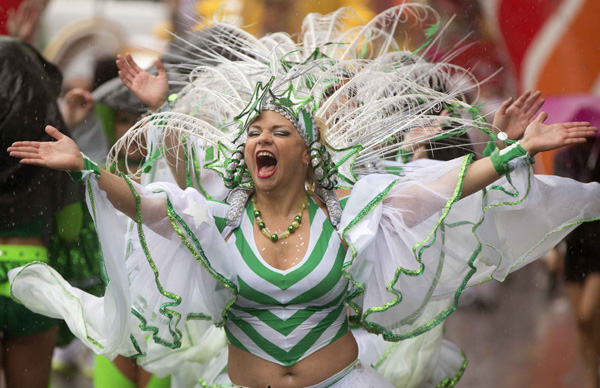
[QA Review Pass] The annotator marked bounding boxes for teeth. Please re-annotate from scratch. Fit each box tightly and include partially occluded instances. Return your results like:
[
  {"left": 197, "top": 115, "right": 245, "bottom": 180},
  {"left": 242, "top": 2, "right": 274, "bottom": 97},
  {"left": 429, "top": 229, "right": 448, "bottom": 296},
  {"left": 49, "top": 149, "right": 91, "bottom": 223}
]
[{"left": 257, "top": 152, "right": 275, "bottom": 158}]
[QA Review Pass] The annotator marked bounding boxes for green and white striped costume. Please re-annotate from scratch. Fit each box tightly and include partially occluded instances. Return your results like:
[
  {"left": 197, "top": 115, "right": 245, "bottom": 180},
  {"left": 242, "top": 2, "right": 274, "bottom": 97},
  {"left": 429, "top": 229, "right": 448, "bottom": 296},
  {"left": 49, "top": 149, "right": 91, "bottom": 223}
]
[{"left": 224, "top": 197, "right": 349, "bottom": 366}]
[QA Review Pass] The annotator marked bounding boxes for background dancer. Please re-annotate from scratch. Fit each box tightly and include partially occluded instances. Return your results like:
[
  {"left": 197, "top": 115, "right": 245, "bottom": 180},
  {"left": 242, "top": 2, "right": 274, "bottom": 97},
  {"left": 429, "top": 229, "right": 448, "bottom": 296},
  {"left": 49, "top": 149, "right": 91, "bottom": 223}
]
[
  {"left": 0, "top": 36, "right": 79, "bottom": 388},
  {"left": 555, "top": 138, "right": 600, "bottom": 388}
]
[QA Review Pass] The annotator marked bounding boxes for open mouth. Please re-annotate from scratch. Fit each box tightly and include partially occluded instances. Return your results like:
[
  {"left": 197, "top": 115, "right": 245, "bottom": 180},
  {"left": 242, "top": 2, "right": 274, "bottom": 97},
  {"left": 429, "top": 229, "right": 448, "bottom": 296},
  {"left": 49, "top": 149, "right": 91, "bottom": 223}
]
[{"left": 256, "top": 150, "right": 278, "bottom": 178}]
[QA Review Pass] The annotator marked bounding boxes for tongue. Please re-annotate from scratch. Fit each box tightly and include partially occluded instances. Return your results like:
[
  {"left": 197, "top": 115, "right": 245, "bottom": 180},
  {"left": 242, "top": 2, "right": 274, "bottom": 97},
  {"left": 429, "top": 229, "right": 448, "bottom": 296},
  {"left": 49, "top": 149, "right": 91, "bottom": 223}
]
[{"left": 259, "top": 165, "right": 276, "bottom": 175}]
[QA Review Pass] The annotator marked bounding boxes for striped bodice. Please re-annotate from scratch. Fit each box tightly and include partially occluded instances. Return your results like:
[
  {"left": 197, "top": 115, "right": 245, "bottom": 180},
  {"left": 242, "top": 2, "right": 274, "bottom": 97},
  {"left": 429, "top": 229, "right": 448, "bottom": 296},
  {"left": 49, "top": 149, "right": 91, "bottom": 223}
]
[{"left": 224, "top": 197, "right": 349, "bottom": 366}]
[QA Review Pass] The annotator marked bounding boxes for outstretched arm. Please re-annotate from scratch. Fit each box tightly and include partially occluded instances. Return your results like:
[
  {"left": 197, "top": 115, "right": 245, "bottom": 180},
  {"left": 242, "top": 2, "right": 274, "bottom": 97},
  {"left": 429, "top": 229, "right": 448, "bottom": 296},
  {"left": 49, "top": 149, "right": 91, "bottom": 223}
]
[
  {"left": 116, "top": 54, "right": 169, "bottom": 113},
  {"left": 8, "top": 126, "right": 141, "bottom": 220},
  {"left": 492, "top": 90, "right": 545, "bottom": 148},
  {"left": 461, "top": 112, "right": 596, "bottom": 199}
]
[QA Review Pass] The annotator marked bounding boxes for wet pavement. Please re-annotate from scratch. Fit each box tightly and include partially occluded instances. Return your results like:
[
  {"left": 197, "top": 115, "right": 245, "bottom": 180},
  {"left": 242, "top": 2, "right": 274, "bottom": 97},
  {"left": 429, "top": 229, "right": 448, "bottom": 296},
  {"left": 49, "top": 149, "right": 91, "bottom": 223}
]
[
  {"left": 49, "top": 262, "right": 584, "bottom": 388},
  {"left": 445, "top": 262, "right": 584, "bottom": 388}
]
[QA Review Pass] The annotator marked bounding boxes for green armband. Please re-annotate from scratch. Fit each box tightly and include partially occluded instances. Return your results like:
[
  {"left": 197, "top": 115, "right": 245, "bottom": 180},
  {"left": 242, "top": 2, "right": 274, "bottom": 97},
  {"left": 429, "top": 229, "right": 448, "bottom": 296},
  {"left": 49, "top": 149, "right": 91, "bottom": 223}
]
[
  {"left": 490, "top": 141, "right": 529, "bottom": 176},
  {"left": 67, "top": 153, "right": 101, "bottom": 184},
  {"left": 482, "top": 139, "right": 497, "bottom": 157}
]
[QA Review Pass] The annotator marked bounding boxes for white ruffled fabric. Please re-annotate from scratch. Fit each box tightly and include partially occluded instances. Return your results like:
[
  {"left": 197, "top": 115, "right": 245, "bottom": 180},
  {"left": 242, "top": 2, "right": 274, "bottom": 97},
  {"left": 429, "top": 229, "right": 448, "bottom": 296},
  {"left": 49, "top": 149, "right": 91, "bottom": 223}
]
[
  {"left": 8, "top": 155, "right": 600, "bottom": 385},
  {"left": 354, "top": 325, "right": 465, "bottom": 388},
  {"left": 341, "top": 155, "right": 600, "bottom": 339}
]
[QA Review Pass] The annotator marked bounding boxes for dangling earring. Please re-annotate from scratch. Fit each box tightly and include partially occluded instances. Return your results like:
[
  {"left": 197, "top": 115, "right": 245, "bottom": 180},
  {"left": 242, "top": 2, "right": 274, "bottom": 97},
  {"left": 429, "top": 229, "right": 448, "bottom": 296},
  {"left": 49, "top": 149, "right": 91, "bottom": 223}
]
[
  {"left": 226, "top": 186, "right": 254, "bottom": 226},
  {"left": 314, "top": 184, "right": 342, "bottom": 227},
  {"left": 225, "top": 143, "right": 255, "bottom": 226},
  {"left": 310, "top": 142, "right": 337, "bottom": 190},
  {"left": 224, "top": 144, "right": 250, "bottom": 189}
]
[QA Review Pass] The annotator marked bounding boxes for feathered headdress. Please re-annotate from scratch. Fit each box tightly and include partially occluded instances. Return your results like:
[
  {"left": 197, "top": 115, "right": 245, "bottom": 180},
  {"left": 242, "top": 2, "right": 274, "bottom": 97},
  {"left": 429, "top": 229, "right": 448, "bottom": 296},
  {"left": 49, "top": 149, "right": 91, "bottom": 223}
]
[{"left": 109, "top": 3, "right": 494, "bottom": 226}]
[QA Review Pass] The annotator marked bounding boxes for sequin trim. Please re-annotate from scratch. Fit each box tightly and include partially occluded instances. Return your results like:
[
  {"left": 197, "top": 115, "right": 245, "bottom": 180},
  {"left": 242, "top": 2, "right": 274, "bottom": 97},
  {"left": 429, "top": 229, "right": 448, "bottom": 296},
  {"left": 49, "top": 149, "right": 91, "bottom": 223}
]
[
  {"left": 121, "top": 175, "right": 184, "bottom": 349},
  {"left": 165, "top": 198, "right": 238, "bottom": 326}
]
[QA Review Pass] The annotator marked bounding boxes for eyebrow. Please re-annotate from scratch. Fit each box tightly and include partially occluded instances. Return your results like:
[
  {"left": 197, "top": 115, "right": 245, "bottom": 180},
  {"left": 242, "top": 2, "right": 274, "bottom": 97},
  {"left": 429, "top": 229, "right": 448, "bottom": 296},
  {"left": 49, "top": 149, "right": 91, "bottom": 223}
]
[{"left": 248, "top": 124, "right": 294, "bottom": 130}]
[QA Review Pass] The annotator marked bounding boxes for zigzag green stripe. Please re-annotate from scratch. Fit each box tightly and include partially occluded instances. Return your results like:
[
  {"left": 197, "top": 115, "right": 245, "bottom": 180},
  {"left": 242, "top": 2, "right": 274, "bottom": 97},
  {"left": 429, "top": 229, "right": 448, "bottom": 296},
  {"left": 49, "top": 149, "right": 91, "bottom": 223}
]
[
  {"left": 340, "top": 178, "right": 400, "bottom": 322},
  {"left": 121, "top": 175, "right": 183, "bottom": 349},
  {"left": 360, "top": 155, "right": 473, "bottom": 339},
  {"left": 287, "top": 243, "right": 346, "bottom": 304},
  {"left": 226, "top": 304, "right": 346, "bottom": 366},
  {"left": 165, "top": 198, "right": 238, "bottom": 327},
  {"left": 230, "top": 284, "right": 347, "bottom": 336},
  {"left": 237, "top": 277, "right": 281, "bottom": 306},
  {"left": 234, "top": 210, "right": 334, "bottom": 290},
  {"left": 434, "top": 351, "right": 468, "bottom": 388}
]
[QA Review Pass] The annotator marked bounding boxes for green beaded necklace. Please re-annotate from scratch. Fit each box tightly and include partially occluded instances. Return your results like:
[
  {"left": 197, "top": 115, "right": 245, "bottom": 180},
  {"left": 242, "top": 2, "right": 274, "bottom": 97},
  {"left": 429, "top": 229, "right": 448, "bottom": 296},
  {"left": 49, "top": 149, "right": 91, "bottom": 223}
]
[{"left": 251, "top": 194, "right": 308, "bottom": 242}]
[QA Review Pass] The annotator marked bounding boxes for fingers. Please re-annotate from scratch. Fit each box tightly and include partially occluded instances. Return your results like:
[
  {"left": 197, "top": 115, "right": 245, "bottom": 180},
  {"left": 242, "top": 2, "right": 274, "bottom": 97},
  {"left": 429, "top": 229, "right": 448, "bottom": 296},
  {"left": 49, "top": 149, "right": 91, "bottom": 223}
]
[
  {"left": 118, "top": 70, "right": 132, "bottom": 89},
  {"left": 534, "top": 111, "right": 547, "bottom": 123},
  {"left": 563, "top": 138, "right": 588, "bottom": 145},
  {"left": 523, "top": 90, "right": 541, "bottom": 111},
  {"left": 497, "top": 97, "right": 512, "bottom": 115},
  {"left": 559, "top": 126, "right": 597, "bottom": 146},
  {"left": 527, "top": 97, "right": 544, "bottom": 120},
  {"left": 45, "top": 125, "right": 65, "bottom": 140},
  {"left": 18, "top": 158, "right": 47, "bottom": 167},
  {"left": 65, "top": 88, "right": 94, "bottom": 105},
  {"left": 126, "top": 53, "right": 143, "bottom": 73},
  {"left": 116, "top": 54, "right": 128, "bottom": 73},
  {"left": 116, "top": 54, "right": 137, "bottom": 74},
  {"left": 116, "top": 54, "right": 137, "bottom": 85},
  {"left": 155, "top": 59, "right": 166, "bottom": 76},
  {"left": 7, "top": 145, "right": 39, "bottom": 154},
  {"left": 9, "top": 141, "right": 39, "bottom": 149},
  {"left": 563, "top": 121, "right": 592, "bottom": 128},
  {"left": 566, "top": 127, "right": 597, "bottom": 138},
  {"left": 513, "top": 90, "right": 531, "bottom": 109},
  {"left": 8, "top": 150, "right": 41, "bottom": 160}
]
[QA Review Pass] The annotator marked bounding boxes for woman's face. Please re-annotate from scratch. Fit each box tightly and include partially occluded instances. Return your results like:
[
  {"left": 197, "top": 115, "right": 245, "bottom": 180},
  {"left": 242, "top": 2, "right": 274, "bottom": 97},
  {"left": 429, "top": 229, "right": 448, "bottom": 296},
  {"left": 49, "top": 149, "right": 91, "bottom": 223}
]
[{"left": 244, "top": 110, "right": 309, "bottom": 192}]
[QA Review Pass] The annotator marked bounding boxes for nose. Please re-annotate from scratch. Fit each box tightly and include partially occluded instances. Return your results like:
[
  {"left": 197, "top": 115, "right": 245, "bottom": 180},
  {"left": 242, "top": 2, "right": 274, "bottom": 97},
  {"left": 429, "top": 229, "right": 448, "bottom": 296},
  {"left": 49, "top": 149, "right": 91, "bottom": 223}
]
[{"left": 256, "top": 130, "right": 272, "bottom": 145}]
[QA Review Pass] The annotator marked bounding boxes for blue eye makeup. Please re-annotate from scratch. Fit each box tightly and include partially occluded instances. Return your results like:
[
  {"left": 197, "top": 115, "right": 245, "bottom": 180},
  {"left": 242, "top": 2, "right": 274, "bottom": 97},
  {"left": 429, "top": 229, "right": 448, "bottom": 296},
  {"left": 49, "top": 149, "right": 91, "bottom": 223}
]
[{"left": 247, "top": 128, "right": 261, "bottom": 137}]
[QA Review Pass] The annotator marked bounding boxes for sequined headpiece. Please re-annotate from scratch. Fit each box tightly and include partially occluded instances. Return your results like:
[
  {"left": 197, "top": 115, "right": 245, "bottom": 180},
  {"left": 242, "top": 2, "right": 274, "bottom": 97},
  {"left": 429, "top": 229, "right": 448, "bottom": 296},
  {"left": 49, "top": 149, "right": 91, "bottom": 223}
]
[{"left": 233, "top": 77, "right": 319, "bottom": 147}]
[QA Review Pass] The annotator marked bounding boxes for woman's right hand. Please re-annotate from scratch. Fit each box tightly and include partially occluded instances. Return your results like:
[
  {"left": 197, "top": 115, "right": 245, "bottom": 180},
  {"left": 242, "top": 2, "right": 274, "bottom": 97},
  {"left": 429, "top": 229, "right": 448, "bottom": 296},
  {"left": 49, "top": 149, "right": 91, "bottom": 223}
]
[{"left": 7, "top": 125, "right": 84, "bottom": 171}]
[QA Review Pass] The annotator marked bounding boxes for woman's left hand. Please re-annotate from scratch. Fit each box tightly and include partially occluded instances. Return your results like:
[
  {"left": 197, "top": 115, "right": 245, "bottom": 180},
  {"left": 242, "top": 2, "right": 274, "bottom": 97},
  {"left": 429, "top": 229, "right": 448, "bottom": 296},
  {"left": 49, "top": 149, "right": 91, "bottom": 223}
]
[
  {"left": 520, "top": 112, "right": 597, "bottom": 157},
  {"left": 492, "top": 90, "right": 544, "bottom": 141}
]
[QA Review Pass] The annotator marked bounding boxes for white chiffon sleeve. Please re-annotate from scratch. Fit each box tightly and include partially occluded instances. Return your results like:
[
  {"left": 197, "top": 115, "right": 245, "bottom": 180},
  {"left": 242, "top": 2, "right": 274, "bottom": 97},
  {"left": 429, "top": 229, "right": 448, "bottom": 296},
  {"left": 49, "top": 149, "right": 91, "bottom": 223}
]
[
  {"left": 9, "top": 174, "right": 238, "bottom": 363},
  {"left": 340, "top": 155, "right": 600, "bottom": 341}
]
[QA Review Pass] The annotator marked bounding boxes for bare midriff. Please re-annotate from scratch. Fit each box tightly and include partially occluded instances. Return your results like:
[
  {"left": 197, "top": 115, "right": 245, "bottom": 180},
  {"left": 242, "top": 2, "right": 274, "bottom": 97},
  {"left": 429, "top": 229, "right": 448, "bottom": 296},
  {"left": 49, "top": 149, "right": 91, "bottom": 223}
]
[
  {"left": 0, "top": 236, "right": 44, "bottom": 246},
  {"left": 227, "top": 330, "right": 358, "bottom": 388}
]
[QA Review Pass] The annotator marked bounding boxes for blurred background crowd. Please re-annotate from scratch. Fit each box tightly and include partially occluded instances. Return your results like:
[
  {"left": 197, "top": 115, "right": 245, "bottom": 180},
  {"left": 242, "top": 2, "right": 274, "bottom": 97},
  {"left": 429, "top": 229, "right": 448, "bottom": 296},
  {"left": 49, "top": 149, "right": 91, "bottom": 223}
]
[{"left": 1, "top": 0, "right": 599, "bottom": 387}]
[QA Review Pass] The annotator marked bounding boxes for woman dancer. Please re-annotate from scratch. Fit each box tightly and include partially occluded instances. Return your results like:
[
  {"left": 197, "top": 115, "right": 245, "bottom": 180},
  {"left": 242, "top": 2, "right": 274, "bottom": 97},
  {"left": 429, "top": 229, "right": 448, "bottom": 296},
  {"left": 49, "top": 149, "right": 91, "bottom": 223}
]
[
  {"left": 7, "top": 5, "right": 600, "bottom": 387},
  {"left": 7, "top": 84, "right": 598, "bottom": 388}
]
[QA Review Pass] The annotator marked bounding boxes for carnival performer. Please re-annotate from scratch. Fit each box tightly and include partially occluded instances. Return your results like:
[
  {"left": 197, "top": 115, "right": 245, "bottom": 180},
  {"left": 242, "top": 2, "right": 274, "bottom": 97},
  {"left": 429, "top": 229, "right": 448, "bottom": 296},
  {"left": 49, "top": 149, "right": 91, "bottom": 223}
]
[
  {"left": 113, "top": 25, "right": 475, "bottom": 387},
  {"left": 6, "top": 5, "right": 600, "bottom": 388},
  {"left": 0, "top": 36, "right": 82, "bottom": 388}
]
